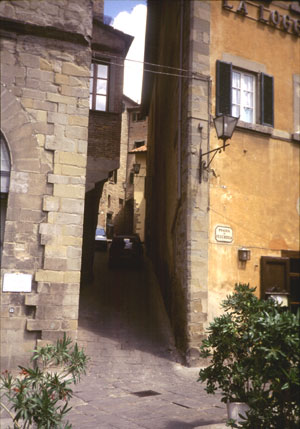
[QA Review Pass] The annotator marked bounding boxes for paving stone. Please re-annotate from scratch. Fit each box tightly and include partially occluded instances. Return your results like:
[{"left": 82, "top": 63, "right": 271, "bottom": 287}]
[
  {"left": 64, "top": 253, "right": 227, "bottom": 428},
  {"left": 0, "top": 252, "right": 226, "bottom": 428}
]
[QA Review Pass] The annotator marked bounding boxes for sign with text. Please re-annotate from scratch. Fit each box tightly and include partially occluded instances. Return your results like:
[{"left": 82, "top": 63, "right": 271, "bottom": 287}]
[
  {"left": 215, "top": 225, "right": 233, "bottom": 243},
  {"left": 223, "top": 0, "right": 300, "bottom": 37},
  {"left": 3, "top": 273, "right": 32, "bottom": 292}
]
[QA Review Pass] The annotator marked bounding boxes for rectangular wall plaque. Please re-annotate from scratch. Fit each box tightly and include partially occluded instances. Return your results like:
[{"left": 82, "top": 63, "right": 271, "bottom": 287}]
[
  {"left": 215, "top": 225, "right": 233, "bottom": 243},
  {"left": 3, "top": 273, "right": 32, "bottom": 292}
]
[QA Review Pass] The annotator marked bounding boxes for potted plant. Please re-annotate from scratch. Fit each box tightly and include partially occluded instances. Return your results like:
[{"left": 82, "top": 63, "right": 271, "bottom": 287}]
[
  {"left": 1, "top": 334, "right": 88, "bottom": 428},
  {"left": 198, "top": 283, "right": 300, "bottom": 428}
]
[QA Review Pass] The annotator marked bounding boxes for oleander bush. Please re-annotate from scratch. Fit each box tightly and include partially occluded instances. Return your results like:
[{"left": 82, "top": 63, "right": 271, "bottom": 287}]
[
  {"left": 0, "top": 334, "right": 88, "bottom": 429},
  {"left": 198, "top": 283, "right": 300, "bottom": 428}
]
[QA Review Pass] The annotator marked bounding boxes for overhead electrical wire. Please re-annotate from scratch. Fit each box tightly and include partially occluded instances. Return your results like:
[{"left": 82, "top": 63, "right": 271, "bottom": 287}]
[
  {"left": 92, "top": 52, "right": 206, "bottom": 80},
  {"left": 93, "top": 51, "right": 192, "bottom": 74}
]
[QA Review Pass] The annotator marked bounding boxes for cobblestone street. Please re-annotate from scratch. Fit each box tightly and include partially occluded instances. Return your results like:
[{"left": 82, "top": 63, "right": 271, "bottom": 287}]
[
  {"left": 0, "top": 251, "right": 227, "bottom": 429},
  {"left": 67, "top": 252, "right": 227, "bottom": 428}
]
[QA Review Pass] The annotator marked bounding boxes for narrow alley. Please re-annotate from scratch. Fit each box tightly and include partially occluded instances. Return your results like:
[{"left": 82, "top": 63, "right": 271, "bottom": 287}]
[{"left": 67, "top": 251, "right": 227, "bottom": 429}]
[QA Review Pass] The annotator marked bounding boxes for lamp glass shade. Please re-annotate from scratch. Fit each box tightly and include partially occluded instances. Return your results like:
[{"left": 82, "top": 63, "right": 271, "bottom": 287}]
[
  {"left": 133, "top": 163, "right": 140, "bottom": 174},
  {"left": 214, "top": 115, "right": 239, "bottom": 140},
  {"left": 238, "top": 248, "right": 251, "bottom": 261}
]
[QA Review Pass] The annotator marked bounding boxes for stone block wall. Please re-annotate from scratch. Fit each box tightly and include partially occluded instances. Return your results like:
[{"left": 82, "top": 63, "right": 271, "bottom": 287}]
[
  {"left": 0, "top": 0, "right": 92, "bottom": 368},
  {"left": 0, "top": 0, "right": 93, "bottom": 38}
]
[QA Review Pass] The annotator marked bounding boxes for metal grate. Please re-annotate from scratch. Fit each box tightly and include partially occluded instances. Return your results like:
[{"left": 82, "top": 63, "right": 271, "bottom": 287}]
[
  {"left": 172, "top": 402, "right": 191, "bottom": 409},
  {"left": 131, "top": 390, "right": 161, "bottom": 397}
]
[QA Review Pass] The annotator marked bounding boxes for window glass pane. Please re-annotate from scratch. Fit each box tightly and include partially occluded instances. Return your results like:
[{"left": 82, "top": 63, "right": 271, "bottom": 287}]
[
  {"left": 242, "top": 107, "right": 253, "bottom": 123},
  {"left": 90, "top": 64, "right": 94, "bottom": 77},
  {"left": 232, "top": 88, "right": 240, "bottom": 105},
  {"left": 244, "top": 91, "right": 253, "bottom": 108},
  {"left": 232, "top": 105, "right": 240, "bottom": 118},
  {"left": 232, "top": 71, "right": 241, "bottom": 88},
  {"left": 89, "top": 78, "right": 94, "bottom": 93},
  {"left": 96, "top": 79, "right": 107, "bottom": 94},
  {"left": 89, "top": 94, "right": 93, "bottom": 109},
  {"left": 243, "top": 74, "right": 253, "bottom": 91},
  {"left": 1, "top": 136, "right": 11, "bottom": 193},
  {"left": 97, "top": 64, "right": 108, "bottom": 79},
  {"left": 1, "top": 139, "right": 10, "bottom": 173},
  {"left": 96, "top": 95, "right": 106, "bottom": 111}
]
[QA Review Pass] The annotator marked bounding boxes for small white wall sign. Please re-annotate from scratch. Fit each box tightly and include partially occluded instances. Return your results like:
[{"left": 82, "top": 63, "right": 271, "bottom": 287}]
[
  {"left": 3, "top": 273, "right": 32, "bottom": 292},
  {"left": 215, "top": 225, "right": 233, "bottom": 243}
]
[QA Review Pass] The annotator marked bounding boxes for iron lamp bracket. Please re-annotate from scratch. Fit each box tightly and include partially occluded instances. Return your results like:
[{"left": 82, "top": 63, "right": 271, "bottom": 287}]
[{"left": 199, "top": 142, "right": 230, "bottom": 183}]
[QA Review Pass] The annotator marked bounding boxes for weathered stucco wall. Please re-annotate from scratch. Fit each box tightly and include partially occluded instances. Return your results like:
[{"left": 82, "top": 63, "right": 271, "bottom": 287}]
[
  {"left": 0, "top": 0, "right": 92, "bottom": 368},
  {"left": 207, "top": 0, "right": 300, "bottom": 322}
]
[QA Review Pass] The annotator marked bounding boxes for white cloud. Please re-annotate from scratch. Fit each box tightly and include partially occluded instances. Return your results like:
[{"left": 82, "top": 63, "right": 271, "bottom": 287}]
[{"left": 112, "top": 4, "right": 147, "bottom": 103}]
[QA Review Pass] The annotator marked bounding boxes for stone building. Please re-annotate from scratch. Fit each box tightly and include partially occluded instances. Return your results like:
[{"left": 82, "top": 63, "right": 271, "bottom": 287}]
[
  {"left": 142, "top": 0, "right": 300, "bottom": 365},
  {"left": 129, "top": 143, "right": 147, "bottom": 242},
  {"left": 0, "top": 0, "right": 132, "bottom": 368},
  {"left": 98, "top": 95, "right": 147, "bottom": 240}
]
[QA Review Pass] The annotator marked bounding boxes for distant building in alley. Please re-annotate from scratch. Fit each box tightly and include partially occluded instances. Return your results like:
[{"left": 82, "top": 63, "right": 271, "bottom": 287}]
[
  {"left": 142, "top": 0, "right": 300, "bottom": 365},
  {"left": 98, "top": 95, "right": 147, "bottom": 241}
]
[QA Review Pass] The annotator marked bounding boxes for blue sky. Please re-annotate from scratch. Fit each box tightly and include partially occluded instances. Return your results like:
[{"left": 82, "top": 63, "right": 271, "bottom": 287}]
[
  {"left": 104, "top": 0, "right": 147, "bottom": 102},
  {"left": 104, "top": 0, "right": 146, "bottom": 20}
]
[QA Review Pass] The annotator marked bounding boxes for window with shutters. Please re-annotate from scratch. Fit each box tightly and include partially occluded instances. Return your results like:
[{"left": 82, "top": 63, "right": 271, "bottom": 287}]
[
  {"left": 216, "top": 60, "right": 274, "bottom": 127},
  {"left": 90, "top": 61, "right": 109, "bottom": 111}
]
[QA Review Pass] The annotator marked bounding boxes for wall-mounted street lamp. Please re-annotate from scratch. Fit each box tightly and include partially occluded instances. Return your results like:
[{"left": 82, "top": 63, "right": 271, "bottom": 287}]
[
  {"left": 238, "top": 247, "right": 251, "bottom": 262},
  {"left": 199, "top": 114, "right": 239, "bottom": 183},
  {"left": 133, "top": 163, "right": 141, "bottom": 174}
]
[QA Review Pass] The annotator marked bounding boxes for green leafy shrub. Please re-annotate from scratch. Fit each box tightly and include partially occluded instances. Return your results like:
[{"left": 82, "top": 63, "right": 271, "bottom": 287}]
[
  {"left": 198, "top": 283, "right": 300, "bottom": 428},
  {"left": 1, "top": 334, "right": 88, "bottom": 428}
]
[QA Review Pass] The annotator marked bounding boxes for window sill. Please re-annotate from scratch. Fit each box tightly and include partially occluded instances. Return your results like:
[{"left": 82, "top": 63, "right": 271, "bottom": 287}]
[
  {"left": 236, "top": 120, "right": 273, "bottom": 135},
  {"left": 236, "top": 121, "right": 300, "bottom": 143}
]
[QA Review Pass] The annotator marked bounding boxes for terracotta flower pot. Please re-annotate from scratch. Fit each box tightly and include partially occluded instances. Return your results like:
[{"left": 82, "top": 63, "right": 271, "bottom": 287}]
[{"left": 227, "top": 402, "right": 250, "bottom": 422}]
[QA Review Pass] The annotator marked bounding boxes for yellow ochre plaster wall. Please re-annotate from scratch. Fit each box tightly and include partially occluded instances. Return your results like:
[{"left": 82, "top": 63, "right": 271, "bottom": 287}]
[{"left": 207, "top": 0, "right": 300, "bottom": 321}]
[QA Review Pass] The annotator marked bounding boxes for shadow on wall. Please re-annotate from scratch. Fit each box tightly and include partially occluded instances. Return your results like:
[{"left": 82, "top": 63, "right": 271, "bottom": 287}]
[{"left": 81, "top": 181, "right": 105, "bottom": 284}]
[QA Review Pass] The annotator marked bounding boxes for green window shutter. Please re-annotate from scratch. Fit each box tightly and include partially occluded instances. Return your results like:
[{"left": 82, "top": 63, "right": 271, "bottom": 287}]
[
  {"left": 261, "top": 73, "right": 274, "bottom": 127},
  {"left": 216, "top": 60, "right": 232, "bottom": 116}
]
